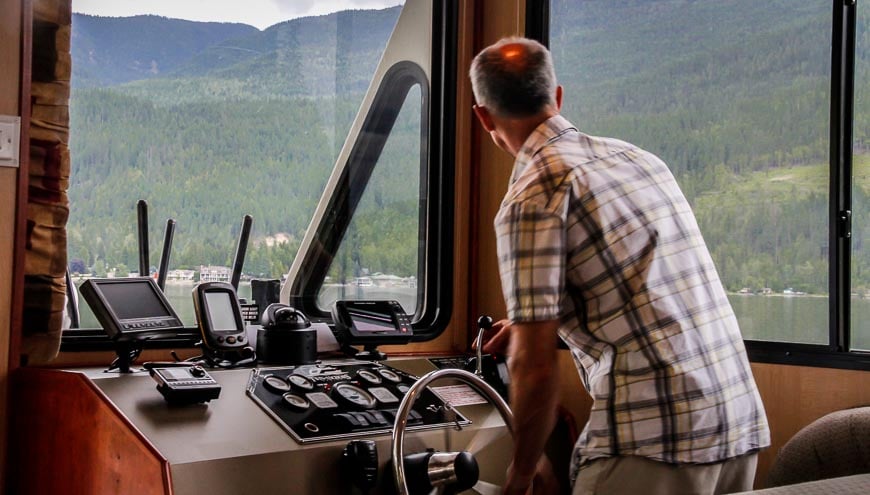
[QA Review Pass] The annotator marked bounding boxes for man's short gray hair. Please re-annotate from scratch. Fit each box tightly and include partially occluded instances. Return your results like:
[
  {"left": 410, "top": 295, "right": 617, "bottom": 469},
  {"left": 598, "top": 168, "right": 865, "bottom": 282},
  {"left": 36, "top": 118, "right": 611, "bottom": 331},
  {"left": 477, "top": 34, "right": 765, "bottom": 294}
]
[{"left": 469, "top": 37, "right": 557, "bottom": 118}]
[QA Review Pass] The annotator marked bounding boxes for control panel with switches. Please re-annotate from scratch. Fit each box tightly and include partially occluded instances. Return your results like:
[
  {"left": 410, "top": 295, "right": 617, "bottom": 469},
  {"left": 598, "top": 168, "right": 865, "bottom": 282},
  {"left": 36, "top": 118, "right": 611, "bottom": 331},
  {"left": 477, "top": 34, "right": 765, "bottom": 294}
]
[{"left": 246, "top": 361, "right": 471, "bottom": 443}]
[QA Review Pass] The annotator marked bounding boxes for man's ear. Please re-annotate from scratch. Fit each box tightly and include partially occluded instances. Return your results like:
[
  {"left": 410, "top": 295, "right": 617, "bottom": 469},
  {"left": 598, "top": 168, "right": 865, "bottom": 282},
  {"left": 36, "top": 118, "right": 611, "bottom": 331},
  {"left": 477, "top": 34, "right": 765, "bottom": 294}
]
[
  {"left": 473, "top": 104, "right": 495, "bottom": 133},
  {"left": 555, "top": 85, "right": 563, "bottom": 111}
]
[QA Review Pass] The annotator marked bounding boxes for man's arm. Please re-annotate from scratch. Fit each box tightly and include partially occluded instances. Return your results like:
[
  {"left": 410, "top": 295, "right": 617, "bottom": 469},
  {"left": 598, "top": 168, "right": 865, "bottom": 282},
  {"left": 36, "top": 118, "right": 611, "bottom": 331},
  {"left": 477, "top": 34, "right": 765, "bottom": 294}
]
[{"left": 504, "top": 318, "right": 561, "bottom": 494}]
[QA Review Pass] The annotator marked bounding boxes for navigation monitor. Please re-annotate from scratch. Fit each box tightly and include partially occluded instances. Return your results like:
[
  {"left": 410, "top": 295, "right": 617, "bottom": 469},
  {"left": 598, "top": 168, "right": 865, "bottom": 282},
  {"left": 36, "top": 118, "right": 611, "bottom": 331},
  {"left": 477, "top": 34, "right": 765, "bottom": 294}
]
[
  {"left": 79, "top": 277, "right": 185, "bottom": 341},
  {"left": 331, "top": 300, "right": 413, "bottom": 346}
]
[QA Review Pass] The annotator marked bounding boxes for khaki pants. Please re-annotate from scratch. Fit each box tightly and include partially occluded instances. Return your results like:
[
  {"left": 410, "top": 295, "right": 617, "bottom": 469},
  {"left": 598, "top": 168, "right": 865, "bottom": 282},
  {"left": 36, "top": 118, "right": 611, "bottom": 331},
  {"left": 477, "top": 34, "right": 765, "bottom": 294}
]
[{"left": 572, "top": 454, "right": 758, "bottom": 495}]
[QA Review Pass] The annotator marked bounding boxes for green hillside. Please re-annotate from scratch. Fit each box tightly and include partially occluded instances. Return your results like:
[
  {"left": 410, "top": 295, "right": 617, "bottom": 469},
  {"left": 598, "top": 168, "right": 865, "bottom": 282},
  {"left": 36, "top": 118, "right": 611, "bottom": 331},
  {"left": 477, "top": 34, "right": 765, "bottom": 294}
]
[
  {"left": 67, "top": 2, "right": 869, "bottom": 294},
  {"left": 71, "top": 14, "right": 258, "bottom": 88},
  {"left": 551, "top": 0, "right": 869, "bottom": 294}
]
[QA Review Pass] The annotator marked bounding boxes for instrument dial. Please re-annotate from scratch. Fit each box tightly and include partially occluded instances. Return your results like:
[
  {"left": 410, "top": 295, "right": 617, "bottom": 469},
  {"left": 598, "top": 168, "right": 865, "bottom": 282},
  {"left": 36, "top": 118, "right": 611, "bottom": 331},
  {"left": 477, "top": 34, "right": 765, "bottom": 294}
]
[
  {"left": 357, "top": 369, "right": 382, "bottom": 384},
  {"left": 282, "top": 392, "right": 310, "bottom": 410},
  {"left": 377, "top": 368, "right": 402, "bottom": 383},
  {"left": 263, "top": 374, "right": 291, "bottom": 394},
  {"left": 287, "top": 374, "right": 315, "bottom": 391},
  {"left": 332, "top": 383, "right": 377, "bottom": 409}
]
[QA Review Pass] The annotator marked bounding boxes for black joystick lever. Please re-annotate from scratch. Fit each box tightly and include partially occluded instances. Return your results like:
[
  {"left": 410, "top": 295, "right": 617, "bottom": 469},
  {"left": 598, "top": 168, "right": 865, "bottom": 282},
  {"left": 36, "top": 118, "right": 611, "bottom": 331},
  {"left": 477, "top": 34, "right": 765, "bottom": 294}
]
[{"left": 477, "top": 315, "right": 493, "bottom": 330}]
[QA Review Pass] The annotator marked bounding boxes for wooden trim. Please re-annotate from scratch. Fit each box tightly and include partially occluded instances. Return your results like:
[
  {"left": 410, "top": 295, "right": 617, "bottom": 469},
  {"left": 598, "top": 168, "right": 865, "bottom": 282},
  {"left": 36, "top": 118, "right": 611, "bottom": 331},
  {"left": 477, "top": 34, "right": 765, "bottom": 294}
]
[
  {"left": 1, "top": 0, "right": 28, "bottom": 491},
  {"left": 467, "top": 0, "right": 484, "bottom": 343},
  {"left": 10, "top": 0, "right": 32, "bottom": 373},
  {"left": 9, "top": 368, "right": 171, "bottom": 495},
  {"left": 453, "top": 0, "right": 476, "bottom": 349},
  {"left": 44, "top": 348, "right": 204, "bottom": 369},
  {"left": 473, "top": 0, "right": 524, "bottom": 321}
]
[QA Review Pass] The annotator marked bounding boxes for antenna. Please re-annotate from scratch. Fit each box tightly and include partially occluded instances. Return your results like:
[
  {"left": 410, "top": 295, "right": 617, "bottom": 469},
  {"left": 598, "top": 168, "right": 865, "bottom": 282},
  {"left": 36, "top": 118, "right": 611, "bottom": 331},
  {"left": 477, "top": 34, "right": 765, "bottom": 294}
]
[
  {"left": 156, "top": 219, "right": 176, "bottom": 291},
  {"left": 137, "top": 200, "right": 149, "bottom": 277},
  {"left": 230, "top": 215, "right": 253, "bottom": 290},
  {"left": 64, "top": 267, "right": 80, "bottom": 328}
]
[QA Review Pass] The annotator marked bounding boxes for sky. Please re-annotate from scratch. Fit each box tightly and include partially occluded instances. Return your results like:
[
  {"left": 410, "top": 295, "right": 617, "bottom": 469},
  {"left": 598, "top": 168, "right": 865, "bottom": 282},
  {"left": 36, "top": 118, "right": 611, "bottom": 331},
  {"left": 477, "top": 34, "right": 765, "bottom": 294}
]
[{"left": 73, "top": 0, "right": 405, "bottom": 30}]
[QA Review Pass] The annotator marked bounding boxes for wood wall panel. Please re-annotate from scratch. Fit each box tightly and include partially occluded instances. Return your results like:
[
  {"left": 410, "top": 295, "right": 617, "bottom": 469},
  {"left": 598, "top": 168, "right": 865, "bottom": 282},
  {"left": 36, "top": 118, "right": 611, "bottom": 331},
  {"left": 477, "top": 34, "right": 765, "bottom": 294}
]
[
  {"left": 751, "top": 363, "right": 870, "bottom": 488},
  {"left": 8, "top": 369, "right": 171, "bottom": 495},
  {"left": 451, "top": 0, "right": 476, "bottom": 350},
  {"left": 546, "top": 356, "right": 870, "bottom": 490},
  {"left": 0, "top": 0, "right": 24, "bottom": 490},
  {"left": 474, "top": 1, "right": 524, "bottom": 321}
]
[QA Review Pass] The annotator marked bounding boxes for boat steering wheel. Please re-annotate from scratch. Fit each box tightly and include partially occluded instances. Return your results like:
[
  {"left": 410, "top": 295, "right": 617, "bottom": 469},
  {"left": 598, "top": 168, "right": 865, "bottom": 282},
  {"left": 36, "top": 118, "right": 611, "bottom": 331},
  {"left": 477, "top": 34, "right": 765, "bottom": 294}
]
[{"left": 390, "top": 368, "right": 514, "bottom": 494}]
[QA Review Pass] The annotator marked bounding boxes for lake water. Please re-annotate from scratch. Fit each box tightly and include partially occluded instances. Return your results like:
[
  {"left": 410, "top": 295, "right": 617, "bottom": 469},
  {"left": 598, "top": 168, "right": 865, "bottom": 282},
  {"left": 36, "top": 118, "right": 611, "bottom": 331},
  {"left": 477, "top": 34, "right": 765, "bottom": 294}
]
[
  {"left": 74, "top": 281, "right": 870, "bottom": 351},
  {"left": 729, "top": 294, "right": 870, "bottom": 350}
]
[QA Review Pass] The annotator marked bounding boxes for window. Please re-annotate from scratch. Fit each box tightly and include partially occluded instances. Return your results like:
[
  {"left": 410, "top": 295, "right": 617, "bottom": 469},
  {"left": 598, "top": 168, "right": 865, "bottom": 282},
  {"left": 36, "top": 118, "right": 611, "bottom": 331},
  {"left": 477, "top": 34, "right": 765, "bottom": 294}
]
[
  {"left": 65, "top": 0, "right": 455, "bottom": 344},
  {"left": 538, "top": 0, "right": 867, "bottom": 365},
  {"left": 853, "top": 3, "right": 869, "bottom": 350},
  {"left": 282, "top": 0, "right": 456, "bottom": 336},
  {"left": 317, "top": 83, "right": 423, "bottom": 313}
]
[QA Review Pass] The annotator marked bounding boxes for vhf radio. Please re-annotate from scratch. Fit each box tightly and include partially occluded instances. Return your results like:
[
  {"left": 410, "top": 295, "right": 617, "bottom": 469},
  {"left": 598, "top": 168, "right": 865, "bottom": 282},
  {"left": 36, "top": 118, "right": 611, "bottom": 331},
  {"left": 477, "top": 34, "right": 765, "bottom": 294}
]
[{"left": 145, "top": 363, "right": 221, "bottom": 404}]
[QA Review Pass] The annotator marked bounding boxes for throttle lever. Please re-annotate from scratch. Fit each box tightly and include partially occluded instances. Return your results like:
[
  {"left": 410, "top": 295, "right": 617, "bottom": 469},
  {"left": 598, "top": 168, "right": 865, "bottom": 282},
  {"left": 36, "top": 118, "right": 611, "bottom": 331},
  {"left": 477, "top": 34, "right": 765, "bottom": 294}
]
[{"left": 474, "top": 315, "right": 493, "bottom": 378}]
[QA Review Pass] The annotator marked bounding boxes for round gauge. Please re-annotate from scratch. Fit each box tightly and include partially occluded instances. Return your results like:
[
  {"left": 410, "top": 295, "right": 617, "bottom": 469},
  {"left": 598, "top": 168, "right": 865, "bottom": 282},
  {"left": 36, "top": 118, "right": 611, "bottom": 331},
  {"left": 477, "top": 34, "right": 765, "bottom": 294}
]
[
  {"left": 287, "top": 374, "right": 315, "bottom": 391},
  {"left": 263, "top": 374, "right": 291, "bottom": 394},
  {"left": 282, "top": 393, "right": 310, "bottom": 410},
  {"left": 332, "top": 383, "right": 377, "bottom": 409},
  {"left": 396, "top": 383, "right": 411, "bottom": 395},
  {"left": 378, "top": 368, "right": 402, "bottom": 383},
  {"left": 356, "top": 369, "right": 382, "bottom": 384}
]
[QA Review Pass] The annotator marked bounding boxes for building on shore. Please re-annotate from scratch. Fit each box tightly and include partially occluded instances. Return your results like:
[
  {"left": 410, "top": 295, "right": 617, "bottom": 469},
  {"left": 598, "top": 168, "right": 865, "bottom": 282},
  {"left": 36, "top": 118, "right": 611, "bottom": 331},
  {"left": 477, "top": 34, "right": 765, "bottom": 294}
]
[
  {"left": 199, "top": 265, "right": 231, "bottom": 283},
  {"left": 168, "top": 269, "right": 196, "bottom": 281}
]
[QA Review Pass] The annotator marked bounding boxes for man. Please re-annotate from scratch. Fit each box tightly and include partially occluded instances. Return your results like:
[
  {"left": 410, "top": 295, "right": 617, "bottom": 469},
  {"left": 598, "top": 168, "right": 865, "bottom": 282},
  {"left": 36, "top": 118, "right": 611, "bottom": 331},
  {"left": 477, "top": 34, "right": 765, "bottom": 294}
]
[{"left": 469, "top": 37, "right": 770, "bottom": 495}]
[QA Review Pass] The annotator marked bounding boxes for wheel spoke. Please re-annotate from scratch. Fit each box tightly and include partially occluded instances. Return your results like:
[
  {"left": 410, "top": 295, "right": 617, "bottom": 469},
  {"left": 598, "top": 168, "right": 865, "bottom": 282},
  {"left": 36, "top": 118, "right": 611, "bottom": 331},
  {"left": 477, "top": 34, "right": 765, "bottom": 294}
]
[{"left": 465, "top": 425, "right": 509, "bottom": 455}]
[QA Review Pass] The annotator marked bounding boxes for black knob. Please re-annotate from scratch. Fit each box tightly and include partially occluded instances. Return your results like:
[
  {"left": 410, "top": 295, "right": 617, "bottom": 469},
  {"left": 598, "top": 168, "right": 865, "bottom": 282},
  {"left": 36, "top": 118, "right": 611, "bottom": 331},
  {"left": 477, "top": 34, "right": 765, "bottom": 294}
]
[
  {"left": 341, "top": 440, "right": 378, "bottom": 492},
  {"left": 477, "top": 315, "right": 493, "bottom": 330},
  {"left": 451, "top": 451, "right": 480, "bottom": 492},
  {"left": 190, "top": 365, "right": 206, "bottom": 378}
]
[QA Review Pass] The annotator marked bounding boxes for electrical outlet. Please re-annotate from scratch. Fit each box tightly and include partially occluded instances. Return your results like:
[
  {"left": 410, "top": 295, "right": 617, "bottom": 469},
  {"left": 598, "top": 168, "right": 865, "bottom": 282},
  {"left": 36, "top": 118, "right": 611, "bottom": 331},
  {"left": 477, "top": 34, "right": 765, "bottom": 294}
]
[{"left": 0, "top": 115, "right": 21, "bottom": 167}]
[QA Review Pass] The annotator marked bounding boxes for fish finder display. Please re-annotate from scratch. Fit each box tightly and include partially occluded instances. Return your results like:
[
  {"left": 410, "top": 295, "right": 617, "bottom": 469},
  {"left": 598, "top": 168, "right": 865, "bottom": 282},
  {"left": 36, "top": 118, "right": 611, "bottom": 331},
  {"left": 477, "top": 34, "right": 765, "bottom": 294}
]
[
  {"left": 347, "top": 307, "right": 396, "bottom": 332},
  {"left": 205, "top": 291, "right": 238, "bottom": 332},
  {"left": 331, "top": 300, "right": 413, "bottom": 346}
]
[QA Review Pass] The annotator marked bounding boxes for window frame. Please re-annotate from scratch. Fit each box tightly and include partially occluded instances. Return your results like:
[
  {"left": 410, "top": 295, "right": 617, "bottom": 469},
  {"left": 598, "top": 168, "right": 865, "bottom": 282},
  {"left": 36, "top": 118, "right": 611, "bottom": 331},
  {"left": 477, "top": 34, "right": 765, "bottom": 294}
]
[
  {"left": 61, "top": 0, "right": 459, "bottom": 350},
  {"left": 283, "top": 0, "right": 457, "bottom": 341},
  {"left": 529, "top": 0, "right": 869, "bottom": 370}
]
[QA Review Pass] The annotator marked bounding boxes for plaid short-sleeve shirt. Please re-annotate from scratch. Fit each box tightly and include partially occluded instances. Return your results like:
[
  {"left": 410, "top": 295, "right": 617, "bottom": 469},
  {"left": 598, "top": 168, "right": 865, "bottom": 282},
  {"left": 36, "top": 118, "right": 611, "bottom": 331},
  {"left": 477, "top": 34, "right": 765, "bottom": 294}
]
[{"left": 494, "top": 115, "right": 770, "bottom": 479}]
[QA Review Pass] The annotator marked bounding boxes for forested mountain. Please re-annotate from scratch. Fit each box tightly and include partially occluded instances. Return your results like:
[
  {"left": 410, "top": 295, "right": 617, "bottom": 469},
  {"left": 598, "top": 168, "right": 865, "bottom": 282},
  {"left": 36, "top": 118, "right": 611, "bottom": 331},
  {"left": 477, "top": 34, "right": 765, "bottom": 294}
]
[
  {"left": 67, "top": 2, "right": 869, "bottom": 295},
  {"left": 550, "top": 0, "right": 869, "bottom": 294},
  {"left": 72, "top": 14, "right": 258, "bottom": 88},
  {"left": 68, "top": 7, "right": 409, "bottom": 281}
]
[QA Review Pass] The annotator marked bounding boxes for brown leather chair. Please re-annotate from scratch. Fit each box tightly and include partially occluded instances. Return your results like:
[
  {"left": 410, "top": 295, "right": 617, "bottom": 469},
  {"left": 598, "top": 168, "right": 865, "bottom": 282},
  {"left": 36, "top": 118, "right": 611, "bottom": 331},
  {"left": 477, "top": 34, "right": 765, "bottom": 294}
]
[{"left": 767, "top": 406, "right": 870, "bottom": 487}]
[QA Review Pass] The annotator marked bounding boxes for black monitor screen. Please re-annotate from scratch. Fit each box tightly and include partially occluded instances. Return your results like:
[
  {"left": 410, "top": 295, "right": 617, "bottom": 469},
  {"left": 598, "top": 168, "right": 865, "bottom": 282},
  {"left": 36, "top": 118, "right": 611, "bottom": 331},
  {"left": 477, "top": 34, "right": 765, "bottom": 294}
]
[
  {"left": 348, "top": 308, "right": 396, "bottom": 332},
  {"left": 98, "top": 281, "right": 173, "bottom": 320},
  {"left": 79, "top": 277, "right": 185, "bottom": 341},
  {"left": 332, "top": 300, "right": 412, "bottom": 347}
]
